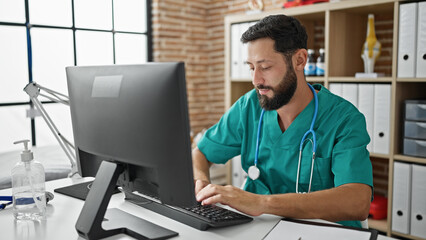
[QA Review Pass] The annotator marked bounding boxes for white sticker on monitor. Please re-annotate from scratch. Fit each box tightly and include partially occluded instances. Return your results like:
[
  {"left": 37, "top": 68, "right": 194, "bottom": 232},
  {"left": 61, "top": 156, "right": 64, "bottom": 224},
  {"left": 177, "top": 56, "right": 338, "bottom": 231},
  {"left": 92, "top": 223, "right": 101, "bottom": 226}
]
[{"left": 91, "top": 75, "right": 123, "bottom": 98}]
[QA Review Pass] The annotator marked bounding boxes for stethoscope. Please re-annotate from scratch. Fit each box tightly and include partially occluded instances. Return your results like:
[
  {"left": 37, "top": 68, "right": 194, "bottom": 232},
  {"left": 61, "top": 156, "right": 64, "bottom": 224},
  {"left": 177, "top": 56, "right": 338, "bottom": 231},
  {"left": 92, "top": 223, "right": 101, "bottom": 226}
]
[
  {"left": 0, "top": 192, "right": 54, "bottom": 210},
  {"left": 248, "top": 83, "right": 318, "bottom": 194}
]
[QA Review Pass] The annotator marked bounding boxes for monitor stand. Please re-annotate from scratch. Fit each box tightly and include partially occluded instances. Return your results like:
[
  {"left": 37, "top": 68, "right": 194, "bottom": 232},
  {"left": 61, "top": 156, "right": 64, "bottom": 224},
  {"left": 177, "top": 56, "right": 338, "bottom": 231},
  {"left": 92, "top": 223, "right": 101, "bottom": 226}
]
[
  {"left": 54, "top": 180, "right": 120, "bottom": 200},
  {"left": 75, "top": 161, "right": 178, "bottom": 240}
]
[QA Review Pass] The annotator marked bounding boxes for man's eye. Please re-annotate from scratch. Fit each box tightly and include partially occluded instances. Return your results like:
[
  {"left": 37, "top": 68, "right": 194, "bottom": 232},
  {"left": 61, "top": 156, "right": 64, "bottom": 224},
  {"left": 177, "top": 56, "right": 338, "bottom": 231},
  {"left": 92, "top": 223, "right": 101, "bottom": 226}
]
[{"left": 261, "top": 66, "right": 271, "bottom": 71}]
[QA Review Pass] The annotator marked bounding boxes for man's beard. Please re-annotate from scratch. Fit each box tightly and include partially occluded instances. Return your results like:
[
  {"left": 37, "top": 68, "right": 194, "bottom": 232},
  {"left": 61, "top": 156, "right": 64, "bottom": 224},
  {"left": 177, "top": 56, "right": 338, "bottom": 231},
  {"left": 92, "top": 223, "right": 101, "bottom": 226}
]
[{"left": 256, "top": 66, "right": 298, "bottom": 110}]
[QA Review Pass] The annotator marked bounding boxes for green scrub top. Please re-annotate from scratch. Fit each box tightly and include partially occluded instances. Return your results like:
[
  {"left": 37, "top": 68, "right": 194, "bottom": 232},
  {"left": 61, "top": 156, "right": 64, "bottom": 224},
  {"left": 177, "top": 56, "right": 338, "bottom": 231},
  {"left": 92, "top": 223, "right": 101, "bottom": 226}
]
[{"left": 198, "top": 84, "right": 373, "bottom": 228}]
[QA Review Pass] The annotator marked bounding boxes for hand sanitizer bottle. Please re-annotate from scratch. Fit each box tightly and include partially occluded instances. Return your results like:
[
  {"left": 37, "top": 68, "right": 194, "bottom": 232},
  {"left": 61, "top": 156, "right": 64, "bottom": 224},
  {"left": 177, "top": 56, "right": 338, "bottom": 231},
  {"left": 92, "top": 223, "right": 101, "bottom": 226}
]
[
  {"left": 304, "top": 49, "right": 316, "bottom": 76},
  {"left": 11, "top": 140, "right": 46, "bottom": 220},
  {"left": 316, "top": 48, "right": 325, "bottom": 76}
]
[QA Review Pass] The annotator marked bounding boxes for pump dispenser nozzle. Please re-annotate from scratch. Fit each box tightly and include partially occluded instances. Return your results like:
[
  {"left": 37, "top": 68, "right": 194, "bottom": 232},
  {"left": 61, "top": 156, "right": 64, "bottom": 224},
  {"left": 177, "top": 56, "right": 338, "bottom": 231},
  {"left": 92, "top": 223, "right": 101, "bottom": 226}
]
[{"left": 13, "top": 139, "right": 33, "bottom": 162}]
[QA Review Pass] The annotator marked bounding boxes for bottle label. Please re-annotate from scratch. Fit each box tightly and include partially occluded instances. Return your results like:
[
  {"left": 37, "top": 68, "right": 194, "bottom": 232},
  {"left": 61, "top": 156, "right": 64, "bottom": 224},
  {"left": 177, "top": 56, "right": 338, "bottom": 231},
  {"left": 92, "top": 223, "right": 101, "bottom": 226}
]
[
  {"left": 316, "top": 62, "right": 325, "bottom": 76},
  {"left": 304, "top": 63, "right": 316, "bottom": 76}
]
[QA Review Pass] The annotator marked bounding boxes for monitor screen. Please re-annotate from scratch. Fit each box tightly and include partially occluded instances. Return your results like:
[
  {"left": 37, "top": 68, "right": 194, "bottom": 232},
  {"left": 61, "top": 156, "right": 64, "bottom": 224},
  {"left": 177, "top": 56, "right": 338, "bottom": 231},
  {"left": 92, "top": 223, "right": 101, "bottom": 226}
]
[{"left": 66, "top": 62, "right": 197, "bottom": 239}]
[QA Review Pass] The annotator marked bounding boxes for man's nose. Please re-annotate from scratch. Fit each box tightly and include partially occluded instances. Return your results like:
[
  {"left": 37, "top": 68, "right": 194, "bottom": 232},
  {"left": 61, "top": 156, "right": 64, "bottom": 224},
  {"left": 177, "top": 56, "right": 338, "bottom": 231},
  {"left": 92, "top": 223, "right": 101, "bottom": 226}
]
[{"left": 252, "top": 68, "right": 264, "bottom": 86}]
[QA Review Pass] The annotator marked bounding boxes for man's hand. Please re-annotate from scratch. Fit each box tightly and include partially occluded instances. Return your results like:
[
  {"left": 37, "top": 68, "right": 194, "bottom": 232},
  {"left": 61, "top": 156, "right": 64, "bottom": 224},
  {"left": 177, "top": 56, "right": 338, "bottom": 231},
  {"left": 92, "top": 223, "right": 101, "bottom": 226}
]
[
  {"left": 196, "top": 183, "right": 263, "bottom": 216},
  {"left": 194, "top": 179, "right": 210, "bottom": 195}
]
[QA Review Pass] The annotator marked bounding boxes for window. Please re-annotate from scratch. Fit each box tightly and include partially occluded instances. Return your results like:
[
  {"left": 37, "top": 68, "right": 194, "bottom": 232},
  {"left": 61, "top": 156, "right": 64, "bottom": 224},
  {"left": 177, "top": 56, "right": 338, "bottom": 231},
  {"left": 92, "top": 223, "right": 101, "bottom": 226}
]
[{"left": 0, "top": 0, "right": 152, "bottom": 152}]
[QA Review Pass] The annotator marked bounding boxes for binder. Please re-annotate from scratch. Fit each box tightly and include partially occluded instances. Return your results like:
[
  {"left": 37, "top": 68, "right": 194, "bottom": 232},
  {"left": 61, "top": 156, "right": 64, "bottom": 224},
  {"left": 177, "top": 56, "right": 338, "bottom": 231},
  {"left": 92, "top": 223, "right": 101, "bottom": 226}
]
[
  {"left": 240, "top": 23, "right": 250, "bottom": 79},
  {"left": 416, "top": 2, "right": 426, "bottom": 77},
  {"left": 410, "top": 164, "right": 426, "bottom": 238},
  {"left": 392, "top": 162, "right": 412, "bottom": 235},
  {"left": 358, "top": 84, "right": 375, "bottom": 152},
  {"left": 231, "top": 23, "right": 242, "bottom": 79},
  {"left": 398, "top": 2, "right": 418, "bottom": 78},
  {"left": 342, "top": 83, "right": 358, "bottom": 108},
  {"left": 373, "top": 84, "right": 390, "bottom": 154},
  {"left": 231, "top": 155, "right": 247, "bottom": 188},
  {"left": 328, "top": 83, "right": 343, "bottom": 98}
]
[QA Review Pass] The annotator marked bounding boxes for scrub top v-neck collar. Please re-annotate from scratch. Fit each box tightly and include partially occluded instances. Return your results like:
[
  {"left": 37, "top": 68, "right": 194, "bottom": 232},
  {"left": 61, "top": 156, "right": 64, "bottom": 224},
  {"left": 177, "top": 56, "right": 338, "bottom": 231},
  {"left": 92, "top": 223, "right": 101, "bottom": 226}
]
[{"left": 264, "top": 85, "right": 321, "bottom": 146}]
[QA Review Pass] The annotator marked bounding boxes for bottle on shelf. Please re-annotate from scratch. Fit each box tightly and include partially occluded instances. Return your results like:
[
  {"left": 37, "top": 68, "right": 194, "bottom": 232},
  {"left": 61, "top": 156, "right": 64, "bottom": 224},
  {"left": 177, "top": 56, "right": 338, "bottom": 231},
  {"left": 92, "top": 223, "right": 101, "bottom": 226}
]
[
  {"left": 11, "top": 140, "right": 46, "bottom": 220},
  {"left": 316, "top": 48, "right": 325, "bottom": 76},
  {"left": 304, "top": 49, "right": 316, "bottom": 76}
]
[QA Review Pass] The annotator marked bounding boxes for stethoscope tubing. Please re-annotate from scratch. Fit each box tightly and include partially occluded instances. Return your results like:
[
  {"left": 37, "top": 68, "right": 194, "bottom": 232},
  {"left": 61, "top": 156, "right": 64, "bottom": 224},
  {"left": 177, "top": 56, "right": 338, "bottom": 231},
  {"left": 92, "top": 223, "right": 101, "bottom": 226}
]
[
  {"left": 252, "top": 83, "right": 318, "bottom": 193},
  {"left": 254, "top": 109, "right": 265, "bottom": 167}
]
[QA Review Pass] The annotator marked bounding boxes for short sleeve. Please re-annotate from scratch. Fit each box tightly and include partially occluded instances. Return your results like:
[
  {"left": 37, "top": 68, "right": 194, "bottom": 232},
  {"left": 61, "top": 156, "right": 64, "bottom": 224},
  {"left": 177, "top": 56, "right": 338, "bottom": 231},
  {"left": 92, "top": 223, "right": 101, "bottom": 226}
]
[
  {"left": 197, "top": 99, "right": 244, "bottom": 164},
  {"left": 332, "top": 112, "right": 373, "bottom": 189}
]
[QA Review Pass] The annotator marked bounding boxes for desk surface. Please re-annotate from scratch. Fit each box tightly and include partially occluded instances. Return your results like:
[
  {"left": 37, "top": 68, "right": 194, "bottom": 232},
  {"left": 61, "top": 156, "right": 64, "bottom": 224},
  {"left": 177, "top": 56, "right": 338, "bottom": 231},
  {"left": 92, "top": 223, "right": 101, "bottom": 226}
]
[{"left": 0, "top": 178, "right": 395, "bottom": 240}]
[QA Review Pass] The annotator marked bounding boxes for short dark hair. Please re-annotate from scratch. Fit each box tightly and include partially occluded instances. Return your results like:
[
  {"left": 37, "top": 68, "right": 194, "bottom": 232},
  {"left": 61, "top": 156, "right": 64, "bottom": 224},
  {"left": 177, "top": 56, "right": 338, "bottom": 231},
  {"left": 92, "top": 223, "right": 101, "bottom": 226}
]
[{"left": 241, "top": 14, "right": 308, "bottom": 58}]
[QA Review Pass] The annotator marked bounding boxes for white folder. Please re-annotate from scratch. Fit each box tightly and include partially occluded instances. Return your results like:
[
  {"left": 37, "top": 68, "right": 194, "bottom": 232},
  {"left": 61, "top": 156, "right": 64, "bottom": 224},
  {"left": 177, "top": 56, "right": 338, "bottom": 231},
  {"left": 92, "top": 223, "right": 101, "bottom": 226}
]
[
  {"left": 416, "top": 2, "right": 426, "bottom": 77},
  {"left": 328, "top": 83, "right": 343, "bottom": 98},
  {"left": 358, "top": 84, "right": 375, "bottom": 152},
  {"left": 231, "top": 23, "right": 241, "bottom": 79},
  {"left": 240, "top": 23, "right": 250, "bottom": 79},
  {"left": 243, "top": 21, "right": 257, "bottom": 79},
  {"left": 392, "top": 162, "right": 412, "bottom": 234},
  {"left": 398, "top": 2, "right": 418, "bottom": 78},
  {"left": 231, "top": 155, "right": 247, "bottom": 188},
  {"left": 410, "top": 164, "right": 426, "bottom": 238},
  {"left": 373, "top": 84, "right": 391, "bottom": 154},
  {"left": 342, "top": 84, "right": 358, "bottom": 108}
]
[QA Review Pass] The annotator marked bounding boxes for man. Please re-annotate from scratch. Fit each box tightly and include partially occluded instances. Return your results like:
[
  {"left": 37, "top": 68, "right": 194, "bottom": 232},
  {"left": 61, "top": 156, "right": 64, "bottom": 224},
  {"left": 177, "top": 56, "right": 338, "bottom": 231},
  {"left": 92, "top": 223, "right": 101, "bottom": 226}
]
[{"left": 192, "top": 14, "right": 373, "bottom": 228}]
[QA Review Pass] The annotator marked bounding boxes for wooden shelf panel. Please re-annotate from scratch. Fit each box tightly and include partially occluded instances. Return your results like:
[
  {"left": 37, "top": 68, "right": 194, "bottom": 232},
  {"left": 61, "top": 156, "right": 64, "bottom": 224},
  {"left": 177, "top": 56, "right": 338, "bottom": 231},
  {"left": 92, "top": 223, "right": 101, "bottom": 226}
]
[
  {"left": 231, "top": 78, "right": 251, "bottom": 83},
  {"left": 328, "top": 77, "right": 393, "bottom": 82},
  {"left": 391, "top": 231, "right": 426, "bottom": 240},
  {"left": 230, "top": 77, "right": 325, "bottom": 83},
  {"left": 370, "top": 153, "right": 392, "bottom": 159},
  {"left": 393, "top": 154, "right": 426, "bottom": 164},
  {"left": 368, "top": 218, "right": 388, "bottom": 233},
  {"left": 396, "top": 78, "right": 426, "bottom": 83},
  {"left": 225, "top": 0, "right": 395, "bottom": 24},
  {"left": 306, "top": 76, "right": 325, "bottom": 83}
]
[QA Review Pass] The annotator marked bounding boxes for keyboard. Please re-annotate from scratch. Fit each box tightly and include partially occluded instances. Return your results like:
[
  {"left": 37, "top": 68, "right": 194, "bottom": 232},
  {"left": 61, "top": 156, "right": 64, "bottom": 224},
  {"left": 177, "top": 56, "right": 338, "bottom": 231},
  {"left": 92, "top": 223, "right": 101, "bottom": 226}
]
[{"left": 124, "top": 191, "right": 253, "bottom": 231}]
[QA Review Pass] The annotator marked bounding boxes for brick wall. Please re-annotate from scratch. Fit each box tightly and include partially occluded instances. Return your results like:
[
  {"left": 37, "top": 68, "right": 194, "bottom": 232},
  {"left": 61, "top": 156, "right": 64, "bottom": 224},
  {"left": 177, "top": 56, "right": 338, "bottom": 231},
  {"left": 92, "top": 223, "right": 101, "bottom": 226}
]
[
  {"left": 153, "top": 0, "right": 390, "bottom": 195},
  {"left": 153, "top": 0, "right": 284, "bottom": 135}
]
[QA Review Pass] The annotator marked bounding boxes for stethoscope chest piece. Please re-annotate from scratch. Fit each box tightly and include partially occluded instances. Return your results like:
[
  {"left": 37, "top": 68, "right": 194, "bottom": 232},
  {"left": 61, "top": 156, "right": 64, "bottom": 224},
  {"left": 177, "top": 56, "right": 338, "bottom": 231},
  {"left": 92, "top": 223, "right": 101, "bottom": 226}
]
[{"left": 248, "top": 165, "right": 260, "bottom": 180}]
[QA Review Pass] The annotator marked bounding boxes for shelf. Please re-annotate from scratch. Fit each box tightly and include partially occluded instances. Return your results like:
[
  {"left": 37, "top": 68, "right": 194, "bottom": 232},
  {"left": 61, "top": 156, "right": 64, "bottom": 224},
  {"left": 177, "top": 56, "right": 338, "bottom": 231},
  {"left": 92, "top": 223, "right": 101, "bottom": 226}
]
[
  {"left": 393, "top": 154, "right": 426, "bottom": 164},
  {"left": 396, "top": 78, "right": 426, "bottom": 83},
  {"left": 306, "top": 76, "right": 325, "bottom": 83},
  {"left": 370, "top": 153, "right": 391, "bottom": 159},
  {"left": 391, "top": 231, "right": 426, "bottom": 240},
  {"left": 224, "top": 1, "right": 426, "bottom": 239},
  {"left": 368, "top": 218, "right": 388, "bottom": 233},
  {"left": 225, "top": 0, "right": 395, "bottom": 24},
  {"left": 230, "top": 77, "right": 325, "bottom": 83},
  {"left": 231, "top": 78, "right": 251, "bottom": 83},
  {"left": 328, "top": 77, "right": 393, "bottom": 83}
]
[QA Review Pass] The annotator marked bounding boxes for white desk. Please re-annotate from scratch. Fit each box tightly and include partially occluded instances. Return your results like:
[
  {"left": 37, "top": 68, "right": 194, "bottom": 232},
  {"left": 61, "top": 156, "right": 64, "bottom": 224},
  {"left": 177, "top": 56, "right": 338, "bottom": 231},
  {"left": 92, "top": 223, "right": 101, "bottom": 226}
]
[{"left": 0, "top": 178, "right": 396, "bottom": 240}]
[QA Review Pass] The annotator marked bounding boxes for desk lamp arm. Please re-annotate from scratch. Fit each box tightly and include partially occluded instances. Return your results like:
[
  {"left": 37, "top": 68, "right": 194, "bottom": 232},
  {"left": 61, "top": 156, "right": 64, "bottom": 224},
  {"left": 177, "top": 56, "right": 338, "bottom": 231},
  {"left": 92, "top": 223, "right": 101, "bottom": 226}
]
[{"left": 24, "top": 82, "right": 78, "bottom": 177}]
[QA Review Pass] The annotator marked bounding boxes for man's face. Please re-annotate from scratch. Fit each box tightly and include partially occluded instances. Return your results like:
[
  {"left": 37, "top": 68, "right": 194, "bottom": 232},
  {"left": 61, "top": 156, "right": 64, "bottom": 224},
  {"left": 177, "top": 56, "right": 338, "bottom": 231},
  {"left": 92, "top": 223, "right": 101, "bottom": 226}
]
[{"left": 246, "top": 38, "right": 297, "bottom": 110}]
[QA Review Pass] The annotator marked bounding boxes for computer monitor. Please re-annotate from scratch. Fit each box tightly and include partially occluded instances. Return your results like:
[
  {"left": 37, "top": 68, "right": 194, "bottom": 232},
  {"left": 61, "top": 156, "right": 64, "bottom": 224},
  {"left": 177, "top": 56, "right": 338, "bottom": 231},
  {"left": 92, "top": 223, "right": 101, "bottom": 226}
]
[{"left": 66, "top": 62, "right": 197, "bottom": 239}]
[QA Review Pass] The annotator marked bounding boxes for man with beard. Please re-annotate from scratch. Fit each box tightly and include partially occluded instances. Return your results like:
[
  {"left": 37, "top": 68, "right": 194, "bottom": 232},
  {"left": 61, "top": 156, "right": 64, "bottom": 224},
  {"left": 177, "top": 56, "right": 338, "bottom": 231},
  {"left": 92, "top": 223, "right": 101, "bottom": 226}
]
[{"left": 192, "top": 14, "right": 373, "bottom": 228}]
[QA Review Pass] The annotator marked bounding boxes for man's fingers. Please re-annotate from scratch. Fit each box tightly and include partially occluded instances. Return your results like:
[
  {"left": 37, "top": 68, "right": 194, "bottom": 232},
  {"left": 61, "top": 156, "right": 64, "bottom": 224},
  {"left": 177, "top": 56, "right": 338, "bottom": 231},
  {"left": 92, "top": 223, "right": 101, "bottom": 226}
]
[{"left": 195, "top": 179, "right": 209, "bottom": 195}]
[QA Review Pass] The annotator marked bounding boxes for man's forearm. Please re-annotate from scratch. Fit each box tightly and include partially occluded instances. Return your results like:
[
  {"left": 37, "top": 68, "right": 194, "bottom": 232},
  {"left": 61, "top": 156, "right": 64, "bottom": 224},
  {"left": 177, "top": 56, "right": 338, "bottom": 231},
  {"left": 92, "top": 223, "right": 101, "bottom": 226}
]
[
  {"left": 192, "top": 147, "right": 212, "bottom": 182},
  {"left": 261, "top": 183, "right": 372, "bottom": 222}
]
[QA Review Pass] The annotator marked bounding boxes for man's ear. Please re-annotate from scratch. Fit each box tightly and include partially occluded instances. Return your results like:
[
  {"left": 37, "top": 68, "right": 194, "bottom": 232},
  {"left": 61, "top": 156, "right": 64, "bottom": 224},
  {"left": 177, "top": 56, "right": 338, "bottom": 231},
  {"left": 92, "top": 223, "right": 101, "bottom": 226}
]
[{"left": 293, "top": 49, "right": 308, "bottom": 72}]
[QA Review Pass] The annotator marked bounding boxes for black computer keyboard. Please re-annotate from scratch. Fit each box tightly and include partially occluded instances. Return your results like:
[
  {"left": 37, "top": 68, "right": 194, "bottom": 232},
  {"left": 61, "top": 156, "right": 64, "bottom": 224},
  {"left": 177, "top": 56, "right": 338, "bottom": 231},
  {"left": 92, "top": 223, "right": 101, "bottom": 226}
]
[{"left": 124, "top": 191, "right": 253, "bottom": 231}]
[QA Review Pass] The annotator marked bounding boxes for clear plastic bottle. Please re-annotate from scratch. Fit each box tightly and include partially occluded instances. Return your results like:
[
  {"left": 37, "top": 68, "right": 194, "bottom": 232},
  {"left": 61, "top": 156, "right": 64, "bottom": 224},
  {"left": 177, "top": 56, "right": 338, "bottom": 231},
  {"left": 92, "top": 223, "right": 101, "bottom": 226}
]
[
  {"left": 11, "top": 140, "right": 46, "bottom": 220},
  {"left": 316, "top": 48, "right": 325, "bottom": 76},
  {"left": 304, "top": 49, "right": 316, "bottom": 76}
]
